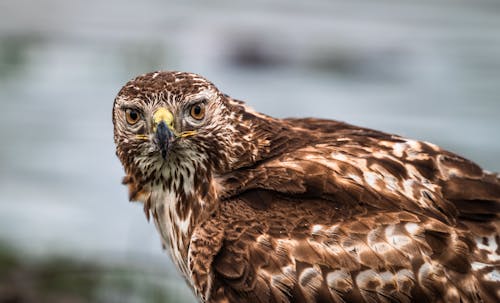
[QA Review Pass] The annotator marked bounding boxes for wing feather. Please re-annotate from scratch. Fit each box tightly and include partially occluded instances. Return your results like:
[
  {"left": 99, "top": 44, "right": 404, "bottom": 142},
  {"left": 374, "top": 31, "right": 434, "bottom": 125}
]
[
  {"left": 208, "top": 117, "right": 499, "bottom": 302},
  {"left": 208, "top": 192, "right": 499, "bottom": 302}
]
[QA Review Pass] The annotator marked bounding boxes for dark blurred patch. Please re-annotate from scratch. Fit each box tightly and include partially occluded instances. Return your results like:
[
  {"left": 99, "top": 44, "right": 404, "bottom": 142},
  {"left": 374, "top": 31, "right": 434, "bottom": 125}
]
[
  {"left": 224, "top": 36, "right": 408, "bottom": 82},
  {"left": 0, "top": 35, "right": 40, "bottom": 79},
  {"left": 226, "top": 38, "right": 288, "bottom": 68},
  {"left": 307, "top": 47, "right": 409, "bottom": 81},
  {"left": 0, "top": 243, "right": 181, "bottom": 303}
]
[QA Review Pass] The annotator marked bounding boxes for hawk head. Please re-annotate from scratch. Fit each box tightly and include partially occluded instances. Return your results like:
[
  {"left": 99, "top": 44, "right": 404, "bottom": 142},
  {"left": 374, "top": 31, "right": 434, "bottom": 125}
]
[
  {"left": 113, "top": 71, "right": 269, "bottom": 194},
  {"left": 114, "top": 72, "right": 225, "bottom": 184}
]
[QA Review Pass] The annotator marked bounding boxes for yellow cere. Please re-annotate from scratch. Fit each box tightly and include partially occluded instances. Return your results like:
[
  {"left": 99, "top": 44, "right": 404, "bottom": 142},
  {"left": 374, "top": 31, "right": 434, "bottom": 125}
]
[
  {"left": 152, "top": 107, "right": 197, "bottom": 138},
  {"left": 153, "top": 108, "right": 175, "bottom": 130}
]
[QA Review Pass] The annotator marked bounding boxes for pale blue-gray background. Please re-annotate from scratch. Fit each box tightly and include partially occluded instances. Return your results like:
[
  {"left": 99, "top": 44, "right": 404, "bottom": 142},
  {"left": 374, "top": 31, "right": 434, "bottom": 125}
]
[{"left": 0, "top": 0, "right": 499, "bottom": 302}]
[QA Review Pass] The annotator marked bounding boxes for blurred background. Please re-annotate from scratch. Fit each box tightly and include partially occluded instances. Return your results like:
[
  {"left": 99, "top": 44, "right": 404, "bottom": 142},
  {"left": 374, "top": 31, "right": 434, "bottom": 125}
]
[{"left": 0, "top": 0, "right": 499, "bottom": 302}]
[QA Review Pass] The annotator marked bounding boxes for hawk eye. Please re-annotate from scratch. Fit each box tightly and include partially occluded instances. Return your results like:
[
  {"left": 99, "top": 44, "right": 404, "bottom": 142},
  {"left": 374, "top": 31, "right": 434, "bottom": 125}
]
[
  {"left": 125, "top": 108, "right": 140, "bottom": 125},
  {"left": 189, "top": 103, "right": 205, "bottom": 120}
]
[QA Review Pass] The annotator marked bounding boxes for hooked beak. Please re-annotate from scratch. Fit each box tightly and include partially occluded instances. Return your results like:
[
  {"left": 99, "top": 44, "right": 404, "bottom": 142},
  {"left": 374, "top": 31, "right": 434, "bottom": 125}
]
[{"left": 153, "top": 108, "right": 175, "bottom": 159}]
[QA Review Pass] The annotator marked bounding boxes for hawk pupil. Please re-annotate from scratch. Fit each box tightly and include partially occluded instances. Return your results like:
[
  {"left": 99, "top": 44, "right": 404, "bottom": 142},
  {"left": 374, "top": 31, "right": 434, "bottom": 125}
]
[{"left": 194, "top": 106, "right": 201, "bottom": 115}]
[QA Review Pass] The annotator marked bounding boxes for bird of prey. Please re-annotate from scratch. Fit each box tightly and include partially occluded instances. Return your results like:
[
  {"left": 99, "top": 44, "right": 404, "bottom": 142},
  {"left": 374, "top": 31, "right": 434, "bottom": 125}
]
[{"left": 113, "top": 71, "right": 500, "bottom": 303}]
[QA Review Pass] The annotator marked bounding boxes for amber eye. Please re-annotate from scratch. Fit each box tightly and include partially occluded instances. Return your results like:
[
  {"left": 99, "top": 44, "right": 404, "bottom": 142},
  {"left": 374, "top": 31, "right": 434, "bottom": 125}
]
[
  {"left": 125, "top": 108, "right": 140, "bottom": 125},
  {"left": 189, "top": 103, "right": 205, "bottom": 120}
]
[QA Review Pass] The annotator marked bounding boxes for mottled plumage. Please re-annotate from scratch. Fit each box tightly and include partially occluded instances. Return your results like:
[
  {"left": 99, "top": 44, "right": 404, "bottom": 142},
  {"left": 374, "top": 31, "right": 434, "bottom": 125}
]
[{"left": 113, "top": 71, "right": 500, "bottom": 303}]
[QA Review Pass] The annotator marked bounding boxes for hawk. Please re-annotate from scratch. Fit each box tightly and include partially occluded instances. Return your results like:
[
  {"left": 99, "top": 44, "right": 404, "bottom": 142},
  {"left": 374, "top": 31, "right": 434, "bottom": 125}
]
[{"left": 113, "top": 71, "right": 500, "bottom": 303}]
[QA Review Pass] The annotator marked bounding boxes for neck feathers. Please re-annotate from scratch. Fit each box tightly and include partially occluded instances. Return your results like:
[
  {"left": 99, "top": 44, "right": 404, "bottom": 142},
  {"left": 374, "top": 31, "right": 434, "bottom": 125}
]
[
  {"left": 223, "top": 99, "right": 309, "bottom": 171},
  {"left": 147, "top": 157, "right": 219, "bottom": 278}
]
